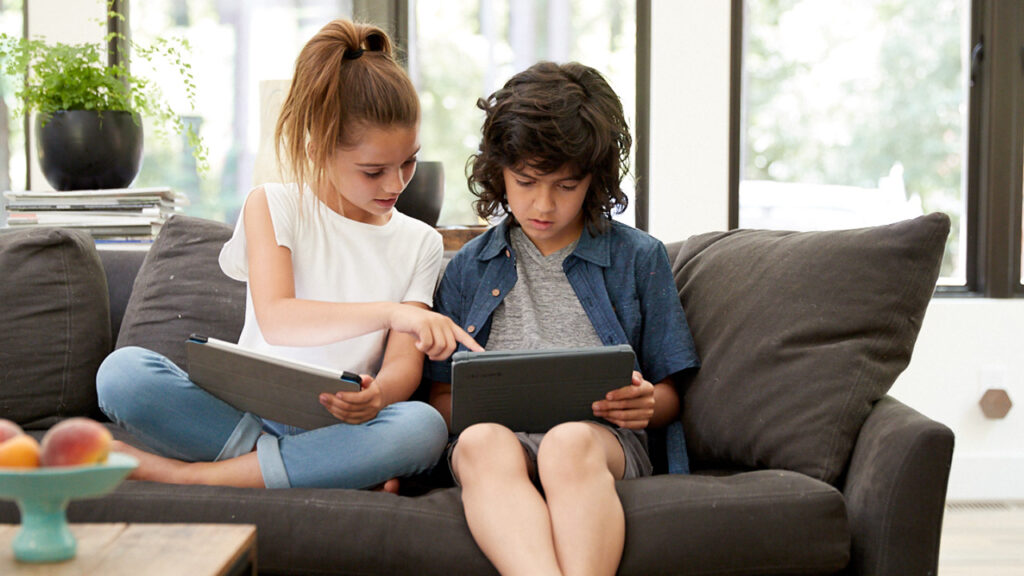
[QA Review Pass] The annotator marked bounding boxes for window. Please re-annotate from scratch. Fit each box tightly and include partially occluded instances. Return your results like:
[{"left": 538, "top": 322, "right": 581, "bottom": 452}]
[
  {"left": 126, "top": 0, "right": 640, "bottom": 227},
  {"left": 410, "top": 0, "right": 638, "bottom": 226},
  {"left": 0, "top": 0, "right": 25, "bottom": 199},
  {"left": 731, "top": 0, "right": 1023, "bottom": 296}
]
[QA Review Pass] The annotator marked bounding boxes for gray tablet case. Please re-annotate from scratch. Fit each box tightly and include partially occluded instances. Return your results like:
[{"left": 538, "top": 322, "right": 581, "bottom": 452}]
[
  {"left": 450, "top": 345, "right": 635, "bottom": 434},
  {"left": 186, "top": 335, "right": 361, "bottom": 430}
]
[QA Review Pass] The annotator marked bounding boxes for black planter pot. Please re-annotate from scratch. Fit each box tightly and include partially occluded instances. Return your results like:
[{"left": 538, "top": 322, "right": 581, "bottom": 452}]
[
  {"left": 36, "top": 110, "right": 144, "bottom": 191},
  {"left": 396, "top": 160, "right": 444, "bottom": 226}
]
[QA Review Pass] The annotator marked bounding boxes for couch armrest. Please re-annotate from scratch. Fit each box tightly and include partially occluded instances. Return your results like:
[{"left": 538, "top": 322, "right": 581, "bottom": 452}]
[{"left": 841, "top": 395, "right": 954, "bottom": 576}]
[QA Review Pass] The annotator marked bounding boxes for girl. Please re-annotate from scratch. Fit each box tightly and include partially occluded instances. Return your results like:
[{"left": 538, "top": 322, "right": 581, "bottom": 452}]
[
  {"left": 96, "top": 19, "right": 480, "bottom": 491},
  {"left": 427, "top": 62, "right": 699, "bottom": 575}
]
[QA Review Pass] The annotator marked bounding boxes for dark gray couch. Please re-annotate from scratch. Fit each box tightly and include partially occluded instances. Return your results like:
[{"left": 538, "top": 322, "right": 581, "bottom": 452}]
[{"left": 0, "top": 213, "right": 954, "bottom": 575}]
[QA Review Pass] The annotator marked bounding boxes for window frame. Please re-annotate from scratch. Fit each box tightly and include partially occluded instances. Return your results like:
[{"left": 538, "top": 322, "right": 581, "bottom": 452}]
[{"left": 728, "top": 0, "right": 1024, "bottom": 298}]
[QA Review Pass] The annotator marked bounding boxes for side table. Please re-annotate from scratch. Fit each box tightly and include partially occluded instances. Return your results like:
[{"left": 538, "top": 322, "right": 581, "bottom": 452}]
[{"left": 0, "top": 523, "right": 256, "bottom": 576}]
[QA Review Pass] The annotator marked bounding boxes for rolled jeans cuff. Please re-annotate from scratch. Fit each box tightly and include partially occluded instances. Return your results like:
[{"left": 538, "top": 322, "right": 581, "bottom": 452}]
[
  {"left": 256, "top": 433, "right": 291, "bottom": 489},
  {"left": 214, "top": 412, "right": 263, "bottom": 462}
]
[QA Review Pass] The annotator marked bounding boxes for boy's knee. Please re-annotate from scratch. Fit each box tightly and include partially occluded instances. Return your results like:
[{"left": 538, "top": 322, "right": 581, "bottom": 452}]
[
  {"left": 453, "top": 423, "right": 522, "bottom": 479},
  {"left": 537, "top": 422, "right": 607, "bottom": 483}
]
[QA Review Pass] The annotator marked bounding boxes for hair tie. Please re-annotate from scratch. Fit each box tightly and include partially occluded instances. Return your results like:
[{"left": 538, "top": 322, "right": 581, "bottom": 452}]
[{"left": 344, "top": 48, "right": 364, "bottom": 60}]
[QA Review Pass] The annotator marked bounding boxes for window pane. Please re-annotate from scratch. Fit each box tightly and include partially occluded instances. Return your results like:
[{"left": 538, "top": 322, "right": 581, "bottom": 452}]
[
  {"left": 412, "top": 0, "right": 637, "bottom": 226},
  {"left": 1, "top": 0, "right": 26, "bottom": 208},
  {"left": 739, "top": 0, "right": 969, "bottom": 284},
  {"left": 130, "top": 1, "right": 355, "bottom": 224}
]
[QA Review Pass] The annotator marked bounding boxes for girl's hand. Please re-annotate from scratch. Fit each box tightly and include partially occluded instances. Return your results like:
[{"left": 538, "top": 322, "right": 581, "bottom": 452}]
[
  {"left": 319, "top": 374, "right": 385, "bottom": 424},
  {"left": 388, "top": 304, "right": 484, "bottom": 361},
  {"left": 591, "top": 371, "right": 656, "bottom": 430}
]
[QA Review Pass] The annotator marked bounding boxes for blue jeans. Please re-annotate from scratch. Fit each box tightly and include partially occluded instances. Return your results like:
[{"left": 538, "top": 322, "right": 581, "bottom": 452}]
[{"left": 96, "top": 346, "right": 447, "bottom": 489}]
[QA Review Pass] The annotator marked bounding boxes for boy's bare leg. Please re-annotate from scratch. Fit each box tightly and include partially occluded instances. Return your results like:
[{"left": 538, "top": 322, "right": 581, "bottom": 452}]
[
  {"left": 537, "top": 422, "right": 627, "bottom": 576},
  {"left": 112, "top": 440, "right": 265, "bottom": 488},
  {"left": 452, "top": 424, "right": 562, "bottom": 576}
]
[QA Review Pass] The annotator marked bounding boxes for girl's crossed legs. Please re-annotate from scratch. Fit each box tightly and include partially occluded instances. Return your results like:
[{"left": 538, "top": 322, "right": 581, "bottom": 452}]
[
  {"left": 96, "top": 346, "right": 447, "bottom": 489},
  {"left": 452, "top": 421, "right": 629, "bottom": 576}
]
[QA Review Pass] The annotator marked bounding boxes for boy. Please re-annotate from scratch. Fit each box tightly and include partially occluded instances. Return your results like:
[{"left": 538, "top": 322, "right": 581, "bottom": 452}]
[{"left": 428, "top": 61, "right": 698, "bottom": 575}]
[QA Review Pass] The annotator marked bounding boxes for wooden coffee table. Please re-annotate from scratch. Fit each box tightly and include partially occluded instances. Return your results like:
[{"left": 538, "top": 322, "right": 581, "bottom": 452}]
[{"left": 0, "top": 523, "right": 256, "bottom": 575}]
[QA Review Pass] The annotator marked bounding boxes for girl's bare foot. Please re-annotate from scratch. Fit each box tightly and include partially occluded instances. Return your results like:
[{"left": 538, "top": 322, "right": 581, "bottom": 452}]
[
  {"left": 110, "top": 440, "right": 264, "bottom": 488},
  {"left": 111, "top": 440, "right": 192, "bottom": 483}
]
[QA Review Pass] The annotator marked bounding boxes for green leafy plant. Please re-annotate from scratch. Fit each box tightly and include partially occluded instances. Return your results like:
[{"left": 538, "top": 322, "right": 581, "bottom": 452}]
[{"left": 0, "top": 8, "right": 207, "bottom": 172}]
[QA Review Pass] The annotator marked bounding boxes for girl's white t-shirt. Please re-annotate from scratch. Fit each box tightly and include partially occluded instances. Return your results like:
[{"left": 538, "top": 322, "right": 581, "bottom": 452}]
[{"left": 219, "top": 182, "right": 444, "bottom": 376}]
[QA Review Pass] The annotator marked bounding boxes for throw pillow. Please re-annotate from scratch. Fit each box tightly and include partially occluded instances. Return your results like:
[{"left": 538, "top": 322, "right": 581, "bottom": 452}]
[
  {"left": 672, "top": 213, "right": 950, "bottom": 485},
  {"left": 116, "top": 214, "right": 245, "bottom": 369},
  {"left": 0, "top": 228, "right": 111, "bottom": 428}
]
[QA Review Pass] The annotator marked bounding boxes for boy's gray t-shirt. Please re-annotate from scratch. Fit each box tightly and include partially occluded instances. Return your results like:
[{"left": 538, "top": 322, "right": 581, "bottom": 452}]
[{"left": 486, "top": 227, "right": 603, "bottom": 351}]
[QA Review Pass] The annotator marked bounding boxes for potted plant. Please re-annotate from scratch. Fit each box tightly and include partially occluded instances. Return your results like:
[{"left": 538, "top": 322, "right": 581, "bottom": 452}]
[{"left": 0, "top": 7, "right": 206, "bottom": 190}]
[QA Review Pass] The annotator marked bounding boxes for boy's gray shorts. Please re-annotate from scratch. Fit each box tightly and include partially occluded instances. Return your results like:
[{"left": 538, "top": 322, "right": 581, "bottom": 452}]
[{"left": 447, "top": 422, "right": 653, "bottom": 486}]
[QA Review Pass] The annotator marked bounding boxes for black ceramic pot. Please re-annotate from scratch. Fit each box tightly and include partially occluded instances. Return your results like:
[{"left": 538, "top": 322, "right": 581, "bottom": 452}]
[
  {"left": 396, "top": 160, "right": 444, "bottom": 226},
  {"left": 36, "top": 110, "right": 144, "bottom": 190}
]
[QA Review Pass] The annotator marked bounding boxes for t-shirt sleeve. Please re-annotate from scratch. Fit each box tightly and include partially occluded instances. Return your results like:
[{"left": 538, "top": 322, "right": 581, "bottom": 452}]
[
  {"left": 218, "top": 184, "right": 297, "bottom": 282},
  {"left": 401, "top": 228, "right": 444, "bottom": 307},
  {"left": 636, "top": 241, "right": 700, "bottom": 384}
]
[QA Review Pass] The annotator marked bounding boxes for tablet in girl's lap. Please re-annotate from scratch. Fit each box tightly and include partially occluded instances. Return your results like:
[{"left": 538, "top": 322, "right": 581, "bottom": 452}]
[{"left": 186, "top": 335, "right": 361, "bottom": 430}]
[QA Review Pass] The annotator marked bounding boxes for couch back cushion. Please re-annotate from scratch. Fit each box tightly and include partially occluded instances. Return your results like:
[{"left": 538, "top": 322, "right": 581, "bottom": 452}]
[
  {"left": 670, "top": 213, "right": 949, "bottom": 485},
  {"left": 116, "top": 215, "right": 246, "bottom": 369},
  {"left": 0, "top": 228, "right": 111, "bottom": 428}
]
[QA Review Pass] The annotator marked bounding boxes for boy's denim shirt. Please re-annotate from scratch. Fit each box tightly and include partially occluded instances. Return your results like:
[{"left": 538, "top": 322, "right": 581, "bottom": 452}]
[{"left": 428, "top": 217, "right": 700, "bottom": 473}]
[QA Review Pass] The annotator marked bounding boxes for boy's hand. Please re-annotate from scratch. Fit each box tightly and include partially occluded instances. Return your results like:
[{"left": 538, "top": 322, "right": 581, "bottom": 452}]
[
  {"left": 591, "top": 371, "right": 655, "bottom": 429},
  {"left": 319, "top": 374, "right": 384, "bottom": 424},
  {"left": 389, "top": 304, "right": 484, "bottom": 361}
]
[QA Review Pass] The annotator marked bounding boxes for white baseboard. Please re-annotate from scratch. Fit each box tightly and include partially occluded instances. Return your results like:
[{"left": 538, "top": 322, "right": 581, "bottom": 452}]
[{"left": 946, "top": 455, "right": 1024, "bottom": 501}]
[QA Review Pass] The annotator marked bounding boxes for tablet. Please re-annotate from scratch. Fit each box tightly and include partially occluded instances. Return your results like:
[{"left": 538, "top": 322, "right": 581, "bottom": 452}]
[
  {"left": 450, "top": 345, "right": 635, "bottom": 435},
  {"left": 186, "top": 335, "right": 362, "bottom": 430}
]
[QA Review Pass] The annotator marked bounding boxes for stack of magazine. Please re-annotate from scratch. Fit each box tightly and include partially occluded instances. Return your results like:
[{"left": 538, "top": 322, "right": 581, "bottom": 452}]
[{"left": 2, "top": 187, "right": 187, "bottom": 243}]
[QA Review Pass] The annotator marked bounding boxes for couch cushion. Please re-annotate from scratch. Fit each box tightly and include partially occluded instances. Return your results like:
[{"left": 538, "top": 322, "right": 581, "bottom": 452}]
[
  {"left": 116, "top": 214, "right": 245, "bottom": 369},
  {"left": 0, "top": 228, "right": 111, "bottom": 428},
  {"left": 671, "top": 213, "right": 949, "bottom": 485}
]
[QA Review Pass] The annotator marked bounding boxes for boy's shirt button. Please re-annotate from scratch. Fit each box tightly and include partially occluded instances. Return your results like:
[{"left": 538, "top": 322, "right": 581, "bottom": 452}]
[
  {"left": 467, "top": 325, "right": 476, "bottom": 333},
  {"left": 491, "top": 289, "right": 500, "bottom": 297}
]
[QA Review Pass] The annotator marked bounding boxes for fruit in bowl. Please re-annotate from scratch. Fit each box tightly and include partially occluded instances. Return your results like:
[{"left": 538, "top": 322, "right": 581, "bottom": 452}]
[
  {"left": 39, "top": 417, "right": 113, "bottom": 467},
  {"left": 0, "top": 420, "right": 41, "bottom": 469}
]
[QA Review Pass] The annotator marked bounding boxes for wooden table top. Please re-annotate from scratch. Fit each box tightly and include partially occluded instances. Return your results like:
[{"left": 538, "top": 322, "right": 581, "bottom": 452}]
[{"left": 0, "top": 523, "right": 256, "bottom": 576}]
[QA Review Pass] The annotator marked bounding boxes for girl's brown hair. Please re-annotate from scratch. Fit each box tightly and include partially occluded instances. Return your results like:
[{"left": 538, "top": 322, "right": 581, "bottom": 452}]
[
  {"left": 467, "top": 61, "right": 632, "bottom": 233},
  {"left": 275, "top": 19, "right": 419, "bottom": 197}
]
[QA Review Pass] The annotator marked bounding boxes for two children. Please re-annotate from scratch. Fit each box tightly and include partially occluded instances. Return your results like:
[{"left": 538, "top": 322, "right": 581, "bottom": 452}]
[
  {"left": 96, "top": 19, "right": 480, "bottom": 491},
  {"left": 427, "top": 61, "right": 698, "bottom": 575}
]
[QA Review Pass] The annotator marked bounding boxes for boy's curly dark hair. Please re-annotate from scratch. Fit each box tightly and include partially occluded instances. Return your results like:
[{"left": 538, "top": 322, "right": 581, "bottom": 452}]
[{"left": 467, "top": 62, "right": 632, "bottom": 233}]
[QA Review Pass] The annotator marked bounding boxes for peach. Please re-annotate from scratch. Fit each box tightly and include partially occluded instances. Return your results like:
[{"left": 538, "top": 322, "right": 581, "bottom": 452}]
[
  {"left": 39, "top": 417, "right": 113, "bottom": 467},
  {"left": 0, "top": 419, "right": 24, "bottom": 443},
  {"left": 0, "top": 434, "right": 41, "bottom": 468}
]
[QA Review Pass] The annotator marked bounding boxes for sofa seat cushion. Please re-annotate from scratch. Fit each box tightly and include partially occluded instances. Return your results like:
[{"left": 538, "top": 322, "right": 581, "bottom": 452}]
[
  {"left": 0, "top": 228, "right": 111, "bottom": 428},
  {"left": 116, "top": 215, "right": 245, "bottom": 369},
  {"left": 619, "top": 471, "right": 849, "bottom": 575},
  {"left": 670, "top": 214, "right": 950, "bottom": 485}
]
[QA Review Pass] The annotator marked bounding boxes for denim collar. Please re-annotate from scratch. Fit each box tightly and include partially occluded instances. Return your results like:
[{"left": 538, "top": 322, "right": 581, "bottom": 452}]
[{"left": 476, "top": 218, "right": 612, "bottom": 268}]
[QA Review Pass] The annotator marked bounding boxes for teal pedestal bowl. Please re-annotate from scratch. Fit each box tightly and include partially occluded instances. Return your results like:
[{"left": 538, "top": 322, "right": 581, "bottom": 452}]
[{"left": 0, "top": 452, "right": 137, "bottom": 563}]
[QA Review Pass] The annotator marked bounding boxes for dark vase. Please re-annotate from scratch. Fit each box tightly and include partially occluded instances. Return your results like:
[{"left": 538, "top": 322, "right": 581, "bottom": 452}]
[
  {"left": 396, "top": 160, "right": 444, "bottom": 226},
  {"left": 35, "top": 110, "right": 144, "bottom": 191}
]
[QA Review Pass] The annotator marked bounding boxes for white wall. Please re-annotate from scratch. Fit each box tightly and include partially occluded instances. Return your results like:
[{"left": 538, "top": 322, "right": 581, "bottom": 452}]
[
  {"left": 649, "top": 0, "right": 1024, "bottom": 501},
  {"left": 25, "top": 0, "right": 107, "bottom": 190}
]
